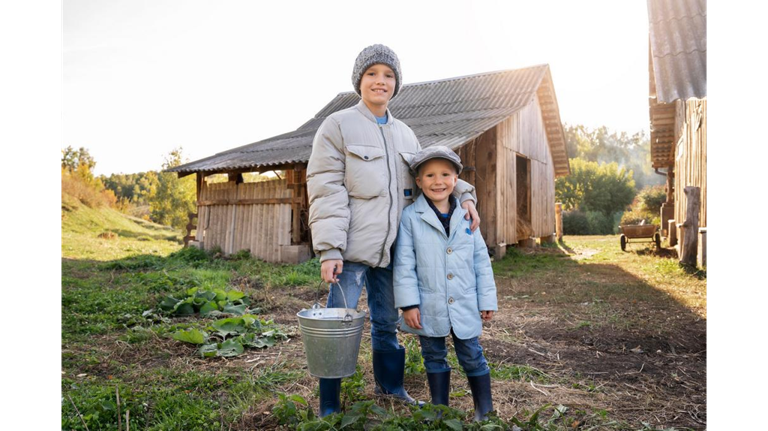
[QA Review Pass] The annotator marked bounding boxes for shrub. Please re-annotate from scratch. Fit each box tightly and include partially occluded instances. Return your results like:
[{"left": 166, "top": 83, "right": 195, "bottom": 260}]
[
  {"left": 563, "top": 210, "right": 590, "bottom": 235},
  {"left": 637, "top": 185, "right": 666, "bottom": 214},
  {"left": 586, "top": 211, "right": 615, "bottom": 234}
]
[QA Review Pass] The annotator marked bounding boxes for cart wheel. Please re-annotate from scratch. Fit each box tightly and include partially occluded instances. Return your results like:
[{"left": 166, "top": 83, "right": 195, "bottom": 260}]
[
  {"left": 620, "top": 234, "right": 627, "bottom": 251},
  {"left": 654, "top": 232, "right": 661, "bottom": 249}
]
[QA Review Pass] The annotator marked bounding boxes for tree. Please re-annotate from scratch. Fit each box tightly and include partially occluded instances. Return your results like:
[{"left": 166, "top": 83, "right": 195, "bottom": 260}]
[
  {"left": 148, "top": 148, "right": 196, "bottom": 232},
  {"left": 563, "top": 124, "right": 663, "bottom": 190},
  {"left": 62, "top": 146, "right": 100, "bottom": 186},
  {"left": 556, "top": 158, "right": 636, "bottom": 216},
  {"left": 101, "top": 171, "right": 159, "bottom": 205}
]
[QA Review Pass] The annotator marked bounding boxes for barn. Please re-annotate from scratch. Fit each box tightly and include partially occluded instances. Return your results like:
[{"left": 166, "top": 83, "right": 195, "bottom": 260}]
[
  {"left": 168, "top": 64, "right": 570, "bottom": 263},
  {"left": 647, "top": 0, "right": 707, "bottom": 266}
]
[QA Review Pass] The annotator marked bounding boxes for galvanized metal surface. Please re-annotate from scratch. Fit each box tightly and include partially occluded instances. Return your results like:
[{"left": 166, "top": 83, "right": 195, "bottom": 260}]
[
  {"left": 647, "top": 0, "right": 706, "bottom": 104},
  {"left": 297, "top": 305, "right": 366, "bottom": 379}
]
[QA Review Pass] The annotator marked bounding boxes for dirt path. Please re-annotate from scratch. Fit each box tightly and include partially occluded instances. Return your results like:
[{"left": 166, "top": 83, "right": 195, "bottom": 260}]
[{"left": 255, "top": 235, "right": 706, "bottom": 429}]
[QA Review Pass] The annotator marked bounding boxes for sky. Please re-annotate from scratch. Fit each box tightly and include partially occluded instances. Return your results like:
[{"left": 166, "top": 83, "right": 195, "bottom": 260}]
[{"left": 64, "top": 0, "right": 650, "bottom": 176}]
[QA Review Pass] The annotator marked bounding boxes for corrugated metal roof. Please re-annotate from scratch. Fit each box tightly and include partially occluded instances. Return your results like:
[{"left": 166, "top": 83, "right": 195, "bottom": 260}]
[
  {"left": 169, "top": 64, "right": 569, "bottom": 176},
  {"left": 647, "top": 0, "right": 706, "bottom": 103}
]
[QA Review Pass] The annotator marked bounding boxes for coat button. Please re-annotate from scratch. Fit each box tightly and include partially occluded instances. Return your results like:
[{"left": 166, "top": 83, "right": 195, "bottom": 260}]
[
  {"left": 446, "top": 247, "right": 453, "bottom": 254},
  {"left": 447, "top": 273, "right": 454, "bottom": 280},
  {"left": 364, "top": 155, "right": 369, "bottom": 160},
  {"left": 448, "top": 297, "right": 455, "bottom": 304}
]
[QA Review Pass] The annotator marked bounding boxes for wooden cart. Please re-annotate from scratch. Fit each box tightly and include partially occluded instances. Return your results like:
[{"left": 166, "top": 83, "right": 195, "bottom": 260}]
[{"left": 619, "top": 224, "right": 661, "bottom": 251}]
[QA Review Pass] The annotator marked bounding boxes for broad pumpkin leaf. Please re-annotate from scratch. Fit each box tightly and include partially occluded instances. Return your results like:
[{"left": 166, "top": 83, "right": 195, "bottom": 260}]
[
  {"left": 172, "top": 328, "right": 208, "bottom": 345},
  {"left": 173, "top": 302, "right": 195, "bottom": 316},
  {"left": 217, "top": 339, "right": 245, "bottom": 357},
  {"left": 222, "top": 303, "right": 247, "bottom": 315},
  {"left": 159, "top": 296, "right": 180, "bottom": 311},
  {"left": 199, "top": 343, "right": 219, "bottom": 358},
  {"left": 199, "top": 301, "right": 219, "bottom": 316},
  {"left": 226, "top": 290, "right": 245, "bottom": 301},
  {"left": 214, "top": 289, "right": 227, "bottom": 301},
  {"left": 211, "top": 317, "right": 246, "bottom": 336}
]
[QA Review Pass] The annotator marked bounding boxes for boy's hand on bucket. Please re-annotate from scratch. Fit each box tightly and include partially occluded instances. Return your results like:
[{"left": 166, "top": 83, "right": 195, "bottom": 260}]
[
  {"left": 481, "top": 310, "right": 494, "bottom": 322},
  {"left": 321, "top": 260, "right": 343, "bottom": 283},
  {"left": 404, "top": 308, "right": 422, "bottom": 329}
]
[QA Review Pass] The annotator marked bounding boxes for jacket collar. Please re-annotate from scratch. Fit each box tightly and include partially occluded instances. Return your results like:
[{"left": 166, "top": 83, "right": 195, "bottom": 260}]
[
  {"left": 413, "top": 194, "right": 467, "bottom": 240},
  {"left": 355, "top": 99, "right": 393, "bottom": 125}
]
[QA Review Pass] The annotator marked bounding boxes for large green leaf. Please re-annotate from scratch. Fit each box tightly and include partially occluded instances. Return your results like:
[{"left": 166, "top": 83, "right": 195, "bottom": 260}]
[
  {"left": 172, "top": 328, "right": 208, "bottom": 345},
  {"left": 222, "top": 303, "right": 247, "bottom": 315},
  {"left": 211, "top": 317, "right": 246, "bottom": 336},
  {"left": 159, "top": 296, "right": 180, "bottom": 311},
  {"left": 214, "top": 289, "right": 227, "bottom": 301},
  {"left": 199, "top": 301, "right": 219, "bottom": 316},
  {"left": 199, "top": 343, "right": 219, "bottom": 358},
  {"left": 226, "top": 290, "right": 245, "bottom": 301},
  {"left": 217, "top": 339, "right": 244, "bottom": 357},
  {"left": 173, "top": 302, "right": 195, "bottom": 316}
]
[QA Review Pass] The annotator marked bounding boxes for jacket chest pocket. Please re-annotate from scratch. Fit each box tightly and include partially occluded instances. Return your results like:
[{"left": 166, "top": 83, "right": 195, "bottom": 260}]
[
  {"left": 345, "top": 145, "right": 388, "bottom": 198},
  {"left": 398, "top": 152, "right": 416, "bottom": 201}
]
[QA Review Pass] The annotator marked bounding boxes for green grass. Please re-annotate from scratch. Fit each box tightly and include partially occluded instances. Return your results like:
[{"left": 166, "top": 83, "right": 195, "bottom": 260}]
[
  {"left": 62, "top": 369, "right": 276, "bottom": 431},
  {"left": 61, "top": 201, "right": 324, "bottom": 430},
  {"left": 61, "top": 202, "right": 704, "bottom": 430},
  {"left": 490, "top": 363, "right": 550, "bottom": 383},
  {"left": 492, "top": 245, "right": 574, "bottom": 279},
  {"left": 62, "top": 197, "right": 182, "bottom": 261}
]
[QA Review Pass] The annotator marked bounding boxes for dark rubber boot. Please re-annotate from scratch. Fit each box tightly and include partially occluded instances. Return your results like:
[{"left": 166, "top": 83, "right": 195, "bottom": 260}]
[
  {"left": 467, "top": 373, "right": 493, "bottom": 421},
  {"left": 372, "top": 346, "right": 419, "bottom": 405},
  {"left": 318, "top": 378, "right": 341, "bottom": 417},
  {"left": 426, "top": 370, "right": 451, "bottom": 407}
]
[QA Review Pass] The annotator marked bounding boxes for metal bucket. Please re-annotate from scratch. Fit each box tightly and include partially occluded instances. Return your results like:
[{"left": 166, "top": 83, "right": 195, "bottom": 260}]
[{"left": 297, "top": 283, "right": 366, "bottom": 378}]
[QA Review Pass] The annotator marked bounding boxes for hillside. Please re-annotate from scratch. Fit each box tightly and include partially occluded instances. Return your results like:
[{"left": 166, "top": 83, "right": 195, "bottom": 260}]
[{"left": 62, "top": 192, "right": 182, "bottom": 261}]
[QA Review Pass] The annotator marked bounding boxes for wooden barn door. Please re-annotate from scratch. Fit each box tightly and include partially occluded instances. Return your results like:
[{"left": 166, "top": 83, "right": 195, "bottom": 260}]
[{"left": 516, "top": 155, "right": 532, "bottom": 241}]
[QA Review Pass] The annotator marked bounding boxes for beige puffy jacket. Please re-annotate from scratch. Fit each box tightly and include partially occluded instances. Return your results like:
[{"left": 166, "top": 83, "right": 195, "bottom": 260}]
[{"left": 307, "top": 100, "right": 476, "bottom": 268}]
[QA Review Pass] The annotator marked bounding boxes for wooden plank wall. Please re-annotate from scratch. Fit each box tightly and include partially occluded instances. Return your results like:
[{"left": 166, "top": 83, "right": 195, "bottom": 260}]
[
  {"left": 458, "top": 128, "right": 498, "bottom": 246},
  {"left": 496, "top": 95, "right": 556, "bottom": 241},
  {"left": 457, "top": 94, "right": 557, "bottom": 247},
  {"left": 197, "top": 178, "right": 293, "bottom": 262},
  {"left": 674, "top": 98, "right": 707, "bottom": 228}
]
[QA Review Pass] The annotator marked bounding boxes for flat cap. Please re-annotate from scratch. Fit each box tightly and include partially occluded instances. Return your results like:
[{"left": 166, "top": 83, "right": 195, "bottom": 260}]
[{"left": 408, "top": 145, "right": 463, "bottom": 175}]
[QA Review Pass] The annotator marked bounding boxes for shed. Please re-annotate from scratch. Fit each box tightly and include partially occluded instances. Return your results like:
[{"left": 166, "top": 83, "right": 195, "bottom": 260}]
[
  {"left": 168, "top": 64, "right": 570, "bottom": 263},
  {"left": 647, "top": 0, "right": 707, "bottom": 266}
]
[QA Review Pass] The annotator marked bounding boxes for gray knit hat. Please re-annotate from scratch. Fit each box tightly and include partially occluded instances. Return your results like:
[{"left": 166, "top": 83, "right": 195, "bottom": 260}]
[
  {"left": 409, "top": 145, "right": 463, "bottom": 175},
  {"left": 351, "top": 44, "right": 402, "bottom": 100}
]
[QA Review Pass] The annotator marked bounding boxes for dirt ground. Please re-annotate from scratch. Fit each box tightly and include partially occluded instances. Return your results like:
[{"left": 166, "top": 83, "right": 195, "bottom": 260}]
[
  {"left": 240, "top": 238, "right": 706, "bottom": 429},
  {"left": 71, "top": 237, "right": 706, "bottom": 430}
]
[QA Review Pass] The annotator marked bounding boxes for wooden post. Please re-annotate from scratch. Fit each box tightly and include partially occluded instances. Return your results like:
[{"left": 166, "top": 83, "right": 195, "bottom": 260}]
[
  {"left": 494, "top": 243, "right": 507, "bottom": 260},
  {"left": 517, "top": 238, "right": 535, "bottom": 248},
  {"left": 555, "top": 202, "right": 563, "bottom": 240},
  {"left": 540, "top": 234, "right": 556, "bottom": 245},
  {"left": 183, "top": 212, "right": 197, "bottom": 247},
  {"left": 698, "top": 227, "right": 707, "bottom": 268},
  {"left": 227, "top": 175, "right": 239, "bottom": 254},
  {"left": 679, "top": 186, "right": 700, "bottom": 266},
  {"left": 666, "top": 166, "right": 674, "bottom": 203},
  {"left": 660, "top": 202, "right": 674, "bottom": 237},
  {"left": 668, "top": 219, "right": 677, "bottom": 247}
]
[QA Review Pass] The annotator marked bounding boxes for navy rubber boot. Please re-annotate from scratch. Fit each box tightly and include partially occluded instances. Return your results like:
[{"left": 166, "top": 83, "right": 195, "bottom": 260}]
[
  {"left": 318, "top": 378, "right": 341, "bottom": 418},
  {"left": 426, "top": 370, "right": 451, "bottom": 407},
  {"left": 467, "top": 373, "right": 493, "bottom": 421},
  {"left": 372, "top": 346, "right": 419, "bottom": 405}
]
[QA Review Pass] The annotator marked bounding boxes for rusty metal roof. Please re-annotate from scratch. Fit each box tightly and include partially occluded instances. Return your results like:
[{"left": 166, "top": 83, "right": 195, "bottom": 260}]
[
  {"left": 169, "top": 64, "right": 570, "bottom": 177},
  {"left": 648, "top": 0, "right": 706, "bottom": 103}
]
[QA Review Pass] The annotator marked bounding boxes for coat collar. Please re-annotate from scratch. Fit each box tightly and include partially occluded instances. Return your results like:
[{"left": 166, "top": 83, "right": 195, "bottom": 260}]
[
  {"left": 413, "top": 194, "right": 467, "bottom": 240},
  {"left": 355, "top": 99, "right": 393, "bottom": 125}
]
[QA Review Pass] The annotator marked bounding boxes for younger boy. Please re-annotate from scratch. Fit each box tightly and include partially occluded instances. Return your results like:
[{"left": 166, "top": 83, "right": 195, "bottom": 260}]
[{"left": 393, "top": 146, "right": 497, "bottom": 421}]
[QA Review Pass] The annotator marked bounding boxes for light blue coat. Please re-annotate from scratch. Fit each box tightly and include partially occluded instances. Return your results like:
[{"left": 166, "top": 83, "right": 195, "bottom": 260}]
[{"left": 393, "top": 194, "right": 497, "bottom": 340}]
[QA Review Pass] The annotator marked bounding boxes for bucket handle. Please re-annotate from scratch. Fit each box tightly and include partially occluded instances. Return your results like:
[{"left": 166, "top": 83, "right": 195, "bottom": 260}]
[{"left": 315, "top": 279, "right": 354, "bottom": 325}]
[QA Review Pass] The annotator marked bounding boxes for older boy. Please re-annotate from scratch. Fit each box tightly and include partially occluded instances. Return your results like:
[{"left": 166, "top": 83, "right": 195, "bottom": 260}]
[
  {"left": 306, "top": 44, "right": 480, "bottom": 417},
  {"left": 394, "top": 146, "right": 497, "bottom": 421}
]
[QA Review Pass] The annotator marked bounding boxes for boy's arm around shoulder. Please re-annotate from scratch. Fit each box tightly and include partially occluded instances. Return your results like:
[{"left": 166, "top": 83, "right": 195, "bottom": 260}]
[
  {"left": 453, "top": 179, "right": 477, "bottom": 206},
  {"left": 393, "top": 208, "right": 420, "bottom": 309},
  {"left": 473, "top": 226, "right": 498, "bottom": 312},
  {"left": 306, "top": 117, "right": 349, "bottom": 262}
]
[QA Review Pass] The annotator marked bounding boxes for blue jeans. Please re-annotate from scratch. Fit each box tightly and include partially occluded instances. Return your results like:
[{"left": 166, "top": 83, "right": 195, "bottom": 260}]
[
  {"left": 326, "top": 261, "right": 400, "bottom": 352},
  {"left": 419, "top": 330, "right": 490, "bottom": 377}
]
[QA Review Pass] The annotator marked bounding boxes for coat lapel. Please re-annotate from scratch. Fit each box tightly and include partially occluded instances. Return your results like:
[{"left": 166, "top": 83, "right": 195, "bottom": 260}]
[
  {"left": 449, "top": 205, "right": 468, "bottom": 242},
  {"left": 414, "top": 195, "right": 448, "bottom": 239},
  {"left": 413, "top": 195, "right": 467, "bottom": 241}
]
